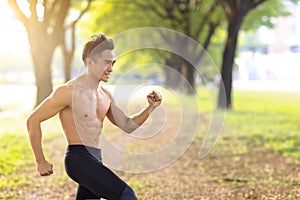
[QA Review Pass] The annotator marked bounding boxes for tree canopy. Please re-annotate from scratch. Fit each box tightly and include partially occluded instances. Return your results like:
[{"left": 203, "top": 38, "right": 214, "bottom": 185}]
[{"left": 8, "top": 0, "right": 298, "bottom": 107}]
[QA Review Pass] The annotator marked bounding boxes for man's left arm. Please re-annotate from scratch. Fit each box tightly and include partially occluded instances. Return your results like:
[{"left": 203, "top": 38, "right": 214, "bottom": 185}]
[
  {"left": 106, "top": 90, "right": 162, "bottom": 133},
  {"left": 131, "top": 91, "right": 162, "bottom": 125}
]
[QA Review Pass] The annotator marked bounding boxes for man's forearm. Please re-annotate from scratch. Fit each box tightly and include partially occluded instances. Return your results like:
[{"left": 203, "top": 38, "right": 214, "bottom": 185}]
[
  {"left": 132, "top": 104, "right": 155, "bottom": 126},
  {"left": 109, "top": 102, "right": 157, "bottom": 133},
  {"left": 26, "top": 118, "right": 46, "bottom": 162}
]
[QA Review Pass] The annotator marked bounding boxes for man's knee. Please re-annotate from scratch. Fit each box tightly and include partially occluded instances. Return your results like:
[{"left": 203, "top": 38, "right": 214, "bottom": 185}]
[{"left": 118, "top": 185, "right": 137, "bottom": 200}]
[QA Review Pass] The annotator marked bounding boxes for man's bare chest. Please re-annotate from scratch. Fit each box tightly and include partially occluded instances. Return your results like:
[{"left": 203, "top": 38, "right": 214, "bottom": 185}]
[
  {"left": 95, "top": 91, "right": 111, "bottom": 121},
  {"left": 72, "top": 87, "right": 111, "bottom": 123}
]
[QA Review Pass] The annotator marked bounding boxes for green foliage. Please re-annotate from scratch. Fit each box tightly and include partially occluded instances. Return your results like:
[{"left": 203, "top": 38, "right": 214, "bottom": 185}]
[
  {"left": 207, "top": 28, "right": 227, "bottom": 69},
  {"left": 242, "top": 0, "right": 291, "bottom": 31},
  {"left": 75, "top": 0, "right": 297, "bottom": 84},
  {"left": 238, "top": 30, "right": 266, "bottom": 51},
  {"left": 78, "top": 0, "right": 226, "bottom": 78}
]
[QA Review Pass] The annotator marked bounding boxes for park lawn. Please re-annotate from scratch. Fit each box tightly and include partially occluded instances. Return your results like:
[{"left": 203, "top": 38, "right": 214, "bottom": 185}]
[
  {"left": 0, "top": 116, "right": 62, "bottom": 199},
  {"left": 228, "top": 90, "right": 300, "bottom": 161},
  {"left": 193, "top": 88, "right": 300, "bottom": 161},
  {"left": 0, "top": 88, "right": 299, "bottom": 199}
]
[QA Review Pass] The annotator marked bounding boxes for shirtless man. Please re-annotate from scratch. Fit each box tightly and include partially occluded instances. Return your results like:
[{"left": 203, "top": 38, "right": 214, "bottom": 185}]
[{"left": 26, "top": 33, "right": 162, "bottom": 200}]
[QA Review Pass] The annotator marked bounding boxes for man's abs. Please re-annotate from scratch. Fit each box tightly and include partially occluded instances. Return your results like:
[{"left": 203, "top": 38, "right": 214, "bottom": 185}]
[{"left": 59, "top": 107, "right": 102, "bottom": 147}]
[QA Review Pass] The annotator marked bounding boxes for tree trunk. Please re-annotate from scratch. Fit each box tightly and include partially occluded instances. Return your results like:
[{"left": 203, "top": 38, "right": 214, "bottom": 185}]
[
  {"left": 218, "top": 13, "right": 243, "bottom": 109},
  {"left": 217, "top": 0, "right": 267, "bottom": 109},
  {"left": 62, "top": 34, "right": 73, "bottom": 82},
  {"left": 32, "top": 54, "right": 53, "bottom": 107},
  {"left": 27, "top": 24, "right": 55, "bottom": 106},
  {"left": 63, "top": 53, "right": 72, "bottom": 82},
  {"left": 165, "top": 54, "right": 182, "bottom": 89},
  {"left": 8, "top": 0, "right": 92, "bottom": 106},
  {"left": 164, "top": 53, "right": 196, "bottom": 94},
  {"left": 186, "top": 61, "right": 195, "bottom": 95},
  {"left": 62, "top": 23, "right": 76, "bottom": 82}
]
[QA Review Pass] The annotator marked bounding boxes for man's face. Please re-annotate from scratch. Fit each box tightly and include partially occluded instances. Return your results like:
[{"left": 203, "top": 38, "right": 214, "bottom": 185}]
[{"left": 90, "top": 49, "right": 116, "bottom": 82}]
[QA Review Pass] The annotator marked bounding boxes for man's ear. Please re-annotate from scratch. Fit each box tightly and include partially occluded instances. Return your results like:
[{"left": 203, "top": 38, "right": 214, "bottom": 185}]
[{"left": 86, "top": 57, "right": 95, "bottom": 67}]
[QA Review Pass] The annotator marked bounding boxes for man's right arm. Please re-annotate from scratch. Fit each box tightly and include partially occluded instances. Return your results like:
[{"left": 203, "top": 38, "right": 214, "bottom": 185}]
[{"left": 26, "top": 85, "right": 71, "bottom": 176}]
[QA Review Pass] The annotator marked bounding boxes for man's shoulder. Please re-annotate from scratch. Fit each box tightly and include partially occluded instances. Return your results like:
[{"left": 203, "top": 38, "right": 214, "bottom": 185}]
[
  {"left": 51, "top": 82, "right": 74, "bottom": 100},
  {"left": 55, "top": 82, "right": 73, "bottom": 92},
  {"left": 100, "top": 86, "right": 113, "bottom": 99}
]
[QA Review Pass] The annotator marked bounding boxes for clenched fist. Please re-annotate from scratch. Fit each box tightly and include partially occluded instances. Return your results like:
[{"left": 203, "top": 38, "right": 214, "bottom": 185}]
[
  {"left": 147, "top": 91, "right": 162, "bottom": 108},
  {"left": 37, "top": 159, "right": 53, "bottom": 176}
]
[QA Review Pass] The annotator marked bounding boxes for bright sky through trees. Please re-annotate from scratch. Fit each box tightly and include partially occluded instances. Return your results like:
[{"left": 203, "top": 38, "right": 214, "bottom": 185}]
[{"left": 0, "top": 1, "right": 29, "bottom": 52}]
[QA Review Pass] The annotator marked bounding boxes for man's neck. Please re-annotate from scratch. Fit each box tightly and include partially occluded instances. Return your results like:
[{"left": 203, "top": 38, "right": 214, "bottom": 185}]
[{"left": 80, "top": 73, "right": 101, "bottom": 89}]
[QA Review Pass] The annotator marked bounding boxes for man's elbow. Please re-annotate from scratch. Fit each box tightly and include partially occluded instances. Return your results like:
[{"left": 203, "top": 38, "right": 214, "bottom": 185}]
[
  {"left": 26, "top": 115, "right": 40, "bottom": 134},
  {"left": 26, "top": 116, "right": 33, "bottom": 133},
  {"left": 122, "top": 119, "right": 139, "bottom": 134},
  {"left": 122, "top": 127, "right": 136, "bottom": 134}
]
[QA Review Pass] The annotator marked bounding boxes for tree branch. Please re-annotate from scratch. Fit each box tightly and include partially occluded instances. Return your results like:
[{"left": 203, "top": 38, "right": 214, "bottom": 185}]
[
  {"left": 68, "top": 0, "right": 93, "bottom": 27},
  {"left": 62, "top": 0, "right": 93, "bottom": 58},
  {"left": 217, "top": 0, "right": 231, "bottom": 19},
  {"left": 253, "top": 0, "right": 267, "bottom": 8},
  {"left": 43, "top": 0, "right": 56, "bottom": 27},
  {"left": 56, "top": 0, "right": 70, "bottom": 28},
  {"left": 28, "top": 0, "right": 38, "bottom": 21},
  {"left": 51, "top": 0, "right": 71, "bottom": 43},
  {"left": 194, "top": 21, "right": 220, "bottom": 64},
  {"left": 193, "top": 1, "right": 218, "bottom": 39},
  {"left": 134, "top": 0, "right": 167, "bottom": 19},
  {"left": 7, "top": 0, "right": 29, "bottom": 25}
]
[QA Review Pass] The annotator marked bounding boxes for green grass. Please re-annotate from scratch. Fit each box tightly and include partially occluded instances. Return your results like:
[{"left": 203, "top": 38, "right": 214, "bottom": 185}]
[
  {"left": 0, "top": 133, "right": 34, "bottom": 199},
  {"left": 0, "top": 134, "right": 32, "bottom": 176},
  {"left": 193, "top": 89, "right": 300, "bottom": 161},
  {"left": 226, "top": 91, "right": 300, "bottom": 161},
  {"left": 0, "top": 113, "right": 61, "bottom": 199}
]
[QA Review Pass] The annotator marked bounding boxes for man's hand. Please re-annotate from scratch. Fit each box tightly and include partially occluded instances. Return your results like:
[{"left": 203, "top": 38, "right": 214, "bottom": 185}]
[
  {"left": 37, "top": 160, "right": 54, "bottom": 176},
  {"left": 147, "top": 91, "right": 162, "bottom": 108}
]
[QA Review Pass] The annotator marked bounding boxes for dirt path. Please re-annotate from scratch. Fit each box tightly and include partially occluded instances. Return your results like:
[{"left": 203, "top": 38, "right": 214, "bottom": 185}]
[
  {"left": 17, "top": 132, "right": 300, "bottom": 200},
  {"left": 124, "top": 135, "right": 300, "bottom": 200}
]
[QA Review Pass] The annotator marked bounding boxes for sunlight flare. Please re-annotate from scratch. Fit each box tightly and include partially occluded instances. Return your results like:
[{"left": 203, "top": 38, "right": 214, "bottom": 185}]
[{"left": 0, "top": 1, "right": 29, "bottom": 51}]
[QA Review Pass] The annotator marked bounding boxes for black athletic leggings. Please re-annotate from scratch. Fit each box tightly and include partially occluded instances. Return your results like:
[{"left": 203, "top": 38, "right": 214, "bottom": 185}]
[{"left": 64, "top": 145, "right": 137, "bottom": 200}]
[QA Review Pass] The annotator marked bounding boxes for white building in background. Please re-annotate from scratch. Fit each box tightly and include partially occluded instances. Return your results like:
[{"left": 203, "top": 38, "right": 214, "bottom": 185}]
[
  {"left": 268, "top": 1, "right": 300, "bottom": 53},
  {"left": 234, "top": 2, "right": 300, "bottom": 91}
]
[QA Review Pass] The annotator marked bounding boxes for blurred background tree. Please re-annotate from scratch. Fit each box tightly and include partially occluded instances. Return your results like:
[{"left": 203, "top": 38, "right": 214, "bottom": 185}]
[
  {"left": 8, "top": 0, "right": 92, "bottom": 106},
  {"left": 83, "top": 0, "right": 224, "bottom": 94},
  {"left": 82, "top": 0, "right": 297, "bottom": 108},
  {"left": 216, "top": 0, "right": 296, "bottom": 109}
]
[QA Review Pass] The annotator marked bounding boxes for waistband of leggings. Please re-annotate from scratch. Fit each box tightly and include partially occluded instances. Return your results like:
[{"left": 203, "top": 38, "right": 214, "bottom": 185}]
[{"left": 66, "top": 144, "right": 101, "bottom": 156}]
